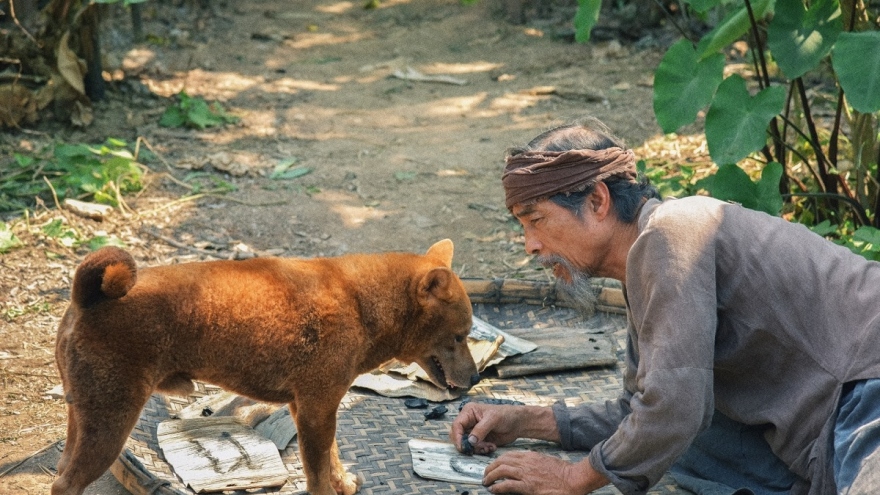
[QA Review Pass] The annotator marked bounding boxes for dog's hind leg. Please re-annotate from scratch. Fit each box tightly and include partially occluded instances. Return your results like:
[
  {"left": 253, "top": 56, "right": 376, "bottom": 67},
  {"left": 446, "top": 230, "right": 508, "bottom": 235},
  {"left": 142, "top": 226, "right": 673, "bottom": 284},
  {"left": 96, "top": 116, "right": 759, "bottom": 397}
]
[
  {"left": 51, "top": 386, "right": 151, "bottom": 495},
  {"left": 55, "top": 402, "right": 79, "bottom": 476}
]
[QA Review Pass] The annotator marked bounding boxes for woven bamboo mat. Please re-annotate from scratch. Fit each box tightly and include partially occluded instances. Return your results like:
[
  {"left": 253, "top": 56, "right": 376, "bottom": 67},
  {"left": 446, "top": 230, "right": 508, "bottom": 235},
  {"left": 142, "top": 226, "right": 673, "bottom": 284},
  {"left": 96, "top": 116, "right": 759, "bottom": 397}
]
[{"left": 110, "top": 278, "right": 689, "bottom": 495}]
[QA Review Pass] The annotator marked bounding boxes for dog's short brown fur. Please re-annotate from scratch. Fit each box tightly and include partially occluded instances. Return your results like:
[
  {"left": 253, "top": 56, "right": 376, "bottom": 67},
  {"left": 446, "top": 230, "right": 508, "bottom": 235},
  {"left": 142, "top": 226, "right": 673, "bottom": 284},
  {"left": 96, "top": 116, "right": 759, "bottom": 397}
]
[{"left": 53, "top": 240, "right": 478, "bottom": 495}]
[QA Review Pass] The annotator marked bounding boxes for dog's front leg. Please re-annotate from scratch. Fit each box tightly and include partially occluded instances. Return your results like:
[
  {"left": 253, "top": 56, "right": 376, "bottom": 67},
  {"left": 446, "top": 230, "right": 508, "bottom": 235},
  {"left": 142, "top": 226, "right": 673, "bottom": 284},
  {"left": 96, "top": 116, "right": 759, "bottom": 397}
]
[{"left": 293, "top": 399, "right": 360, "bottom": 495}]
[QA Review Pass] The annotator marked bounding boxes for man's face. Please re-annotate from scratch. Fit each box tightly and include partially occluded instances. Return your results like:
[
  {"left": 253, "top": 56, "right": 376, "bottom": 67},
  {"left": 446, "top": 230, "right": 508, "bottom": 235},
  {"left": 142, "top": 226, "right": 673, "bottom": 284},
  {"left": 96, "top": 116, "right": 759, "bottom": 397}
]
[{"left": 511, "top": 199, "right": 602, "bottom": 312}]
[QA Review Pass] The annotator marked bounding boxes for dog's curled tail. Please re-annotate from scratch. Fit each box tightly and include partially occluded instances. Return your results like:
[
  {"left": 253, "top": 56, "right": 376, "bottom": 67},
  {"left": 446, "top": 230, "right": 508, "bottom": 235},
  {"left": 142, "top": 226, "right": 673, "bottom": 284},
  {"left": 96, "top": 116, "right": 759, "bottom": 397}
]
[{"left": 71, "top": 246, "right": 138, "bottom": 308}]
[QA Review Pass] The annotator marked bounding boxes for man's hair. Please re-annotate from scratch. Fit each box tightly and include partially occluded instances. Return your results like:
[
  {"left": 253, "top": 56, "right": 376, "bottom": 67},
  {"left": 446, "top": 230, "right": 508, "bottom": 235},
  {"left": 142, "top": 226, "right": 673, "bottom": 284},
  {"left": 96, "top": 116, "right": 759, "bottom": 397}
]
[{"left": 507, "top": 117, "right": 660, "bottom": 223}]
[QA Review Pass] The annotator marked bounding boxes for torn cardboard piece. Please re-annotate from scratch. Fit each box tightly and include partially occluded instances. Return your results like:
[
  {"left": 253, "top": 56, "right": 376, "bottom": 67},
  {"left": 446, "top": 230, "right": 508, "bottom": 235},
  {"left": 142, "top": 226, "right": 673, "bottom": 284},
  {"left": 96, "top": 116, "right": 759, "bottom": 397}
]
[
  {"left": 157, "top": 417, "right": 288, "bottom": 493},
  {"left": 353, "top": 316, "right": 536, "bottom": 400},
  {"left": 174, "top": 391, "right": 296, "bottom": 451}
]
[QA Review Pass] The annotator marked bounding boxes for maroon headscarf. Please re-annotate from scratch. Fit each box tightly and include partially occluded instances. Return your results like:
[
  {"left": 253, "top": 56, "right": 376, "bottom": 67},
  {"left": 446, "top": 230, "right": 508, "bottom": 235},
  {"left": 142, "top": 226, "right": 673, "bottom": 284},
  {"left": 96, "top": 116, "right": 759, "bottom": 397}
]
[{"left": 502, "top": 147, "right": 637, "bottom": 209}]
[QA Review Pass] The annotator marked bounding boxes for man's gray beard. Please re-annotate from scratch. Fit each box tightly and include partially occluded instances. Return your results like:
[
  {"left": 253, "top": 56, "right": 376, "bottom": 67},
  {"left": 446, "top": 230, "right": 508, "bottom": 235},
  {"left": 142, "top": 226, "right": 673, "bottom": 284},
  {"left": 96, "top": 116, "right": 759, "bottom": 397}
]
[{"left": 539, "top": 255, "right": 597, "bottom": 315}]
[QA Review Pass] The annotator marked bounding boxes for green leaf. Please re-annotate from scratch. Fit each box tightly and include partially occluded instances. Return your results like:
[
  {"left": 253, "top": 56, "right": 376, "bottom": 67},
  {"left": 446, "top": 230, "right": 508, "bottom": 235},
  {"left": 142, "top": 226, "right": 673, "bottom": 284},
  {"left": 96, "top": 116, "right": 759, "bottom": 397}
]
[
  {"left": 574, "top": 0, "right": 601, "bottom": 43},
  {"left": 42, "top": 219, "right": 66, "bottom": 238},
  {"left": 809, "top": 219, "right": 837, "bottom": 236},
  {"left": 707, "top": 163, "right": 758, "bottom": 208},
  {"left": 653, "top": 40, "right": 725, "bottom": 133},
  {"left": 159, "top": 106, "right": 186, "bottom": 128},
  {"left": 696, "top": 0, "right": 773, "bottom": 60},
  {"left": 767, "top": 0, "right": 841, "bottom": 79},
  {"left": 832, "top": 31, "right": 880, "bottom": 113},
  {"left": 270, "top": 159, "right": 312, "bottom": 180},
  {"left": 0, "top": 223, "right": 23, "bottom": 254},
  {"left": 394, "top": 171, "right": 418, "bottom": 181},
  {"left": 680, "top": 0, "right": 724, "bottom": 14},
  {"left": 86, "top": 236, "right": 126, "bottom": 251},
  {"left": 854, "top": 226, "right": 880, "bottom": 246},
  {"left": 705, "top": 75, "right": 786, "bottom": 165},
  {"left": 755, "top": 161, "right": 783, "bottom": 215}
]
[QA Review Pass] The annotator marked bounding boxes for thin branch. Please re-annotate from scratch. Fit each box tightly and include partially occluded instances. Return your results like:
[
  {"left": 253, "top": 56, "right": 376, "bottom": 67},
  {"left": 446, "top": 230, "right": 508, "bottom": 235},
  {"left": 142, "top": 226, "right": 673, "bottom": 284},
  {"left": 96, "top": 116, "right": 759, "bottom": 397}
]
[
  {"left": 7, "top": 0, "right": 41, "bottom": 47},
  {"left": 744, "top": 0, "right": 771, "bottom": 89},
  {"left": 651, "top": 0, "right": 696, "bottom": 43},
  {"left": 783, "top": 192, "right": 871, "bottom": 226},
  {"left": 795, "top": 78, "right": 837, "bottom": 194}
]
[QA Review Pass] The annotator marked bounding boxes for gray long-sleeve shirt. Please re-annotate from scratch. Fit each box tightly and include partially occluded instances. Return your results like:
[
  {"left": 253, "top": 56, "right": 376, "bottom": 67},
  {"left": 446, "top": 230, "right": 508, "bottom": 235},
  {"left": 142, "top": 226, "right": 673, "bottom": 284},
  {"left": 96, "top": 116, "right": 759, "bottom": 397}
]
[{"left": 553, "top": 196, "right": 880, "bottom": 494}]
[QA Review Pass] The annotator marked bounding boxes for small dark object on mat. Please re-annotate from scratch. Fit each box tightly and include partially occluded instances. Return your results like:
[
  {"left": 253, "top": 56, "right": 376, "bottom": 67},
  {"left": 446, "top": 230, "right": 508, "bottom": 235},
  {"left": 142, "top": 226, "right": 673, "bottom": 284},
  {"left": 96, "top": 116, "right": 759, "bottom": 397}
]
[
  {"left": 459, "top": 397, "right": 525, "bottom": 411},
  {"left": 460, "top": 434, "right": 474, "bottom": 456},
  {"left": 424, "top": 405, "right": 448, "bottom": 420},
  {"left": 405, "top": 398, "right": 429, "bottom": 409}
]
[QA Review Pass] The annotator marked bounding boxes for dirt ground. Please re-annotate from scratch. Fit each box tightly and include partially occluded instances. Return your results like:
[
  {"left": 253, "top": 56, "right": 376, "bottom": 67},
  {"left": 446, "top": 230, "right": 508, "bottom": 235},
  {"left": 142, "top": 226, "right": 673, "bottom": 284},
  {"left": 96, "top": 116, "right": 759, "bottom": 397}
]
[{"left": 0, "top": 0, "right": 693, "bottom": 492}]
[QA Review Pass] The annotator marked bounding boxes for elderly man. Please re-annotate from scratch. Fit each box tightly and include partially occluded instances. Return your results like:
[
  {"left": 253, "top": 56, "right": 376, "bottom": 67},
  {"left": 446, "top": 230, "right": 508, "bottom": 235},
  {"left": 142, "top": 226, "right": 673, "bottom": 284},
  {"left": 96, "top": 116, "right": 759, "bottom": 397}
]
[{"left": 450, "top": 117, "right": 880, "bottom": 495}]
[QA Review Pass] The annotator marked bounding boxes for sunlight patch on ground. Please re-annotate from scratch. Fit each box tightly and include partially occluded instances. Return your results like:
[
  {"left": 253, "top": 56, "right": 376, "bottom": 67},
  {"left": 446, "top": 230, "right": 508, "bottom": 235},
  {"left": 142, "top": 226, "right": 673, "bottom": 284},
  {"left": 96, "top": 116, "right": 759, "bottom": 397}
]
[
  {"left": 313, "top": 191, "right": 394, "bottom": 228},
  {"left": 424, "top": 94, "right": 489, "bottom": 116},
  {"left": 270, "top": 78, "right": 340, "bottom": 92},
  {"left": 142, "top": 69, "right": 260, "bottom": 99},
  {"left": 122, "top": 48, "right": 156, "bottom": 73},
  {"left": 423, "top": 61, "right": 504, "bottom": 75},
  {"left": 635, "top": 133, "right": 711, "bottom": 166},
  {"left": 314, "top": 1, "right": 355, "bottom": 14},
  {"left": 488, "top": 92, "right": 548, "bottom": 112},
  {"left": 284, "top": 32, "right": 370, "bottom": 50},
  {"left": 369, "top": 0, "right": 412, "bottom": 8}
]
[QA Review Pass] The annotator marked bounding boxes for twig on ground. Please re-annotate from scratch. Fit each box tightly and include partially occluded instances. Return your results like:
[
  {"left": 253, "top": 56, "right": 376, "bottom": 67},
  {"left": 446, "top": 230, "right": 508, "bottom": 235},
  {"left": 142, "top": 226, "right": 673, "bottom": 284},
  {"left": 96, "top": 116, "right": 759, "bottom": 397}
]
[
  {"left": 141, "top": 227, "right": 228, "bottom": 259},
  {"left": 0, "top": 439, "right": 60, "bottom": 479}
]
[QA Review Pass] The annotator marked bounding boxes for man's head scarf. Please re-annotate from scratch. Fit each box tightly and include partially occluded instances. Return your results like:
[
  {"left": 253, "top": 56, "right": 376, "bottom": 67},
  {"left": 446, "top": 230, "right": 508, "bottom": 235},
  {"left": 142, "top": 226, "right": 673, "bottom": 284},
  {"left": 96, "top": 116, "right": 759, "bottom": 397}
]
[{"left": 502, "top": 147, "right": 637, "bottom": 210}]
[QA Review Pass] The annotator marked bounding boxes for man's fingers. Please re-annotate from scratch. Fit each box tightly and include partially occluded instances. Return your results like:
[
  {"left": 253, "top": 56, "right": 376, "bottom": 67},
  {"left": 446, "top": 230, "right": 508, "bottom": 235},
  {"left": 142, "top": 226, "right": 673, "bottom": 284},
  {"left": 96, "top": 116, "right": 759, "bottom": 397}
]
[{"left": 450, "top": 403, "right": 480, "bottom": 449}]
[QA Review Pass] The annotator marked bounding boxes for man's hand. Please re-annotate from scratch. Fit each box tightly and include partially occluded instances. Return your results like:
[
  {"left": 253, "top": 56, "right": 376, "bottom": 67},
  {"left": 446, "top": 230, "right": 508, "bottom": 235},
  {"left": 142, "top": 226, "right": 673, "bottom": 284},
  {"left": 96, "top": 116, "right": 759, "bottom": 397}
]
[
  {"left": 450, "top": 403, "right": 560, "bottom": 455},
  {"left": 451, "top": 403, "right": 524, "bottom": 454},
  {"left": 483, "top": 453, "right": 608, "bottom": 495}
]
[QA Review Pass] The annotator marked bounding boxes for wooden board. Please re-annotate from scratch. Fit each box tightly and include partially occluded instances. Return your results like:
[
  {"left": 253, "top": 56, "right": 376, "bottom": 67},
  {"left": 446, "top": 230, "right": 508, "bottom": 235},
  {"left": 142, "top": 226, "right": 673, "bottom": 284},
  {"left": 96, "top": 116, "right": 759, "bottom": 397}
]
[
  {"left": 156, "top": 417, "right": 288, "bottom": 493},
  {"left": 493, "top": 325, "right": 619, "bottom": 378}
]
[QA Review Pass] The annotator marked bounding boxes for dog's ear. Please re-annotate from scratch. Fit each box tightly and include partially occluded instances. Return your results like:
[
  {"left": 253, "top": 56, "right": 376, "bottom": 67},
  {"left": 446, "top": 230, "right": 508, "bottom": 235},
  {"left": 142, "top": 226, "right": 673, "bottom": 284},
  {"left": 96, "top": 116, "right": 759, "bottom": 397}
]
[
  {"left": 418, "top": 267, "right": 455, "bottom": 304},
  {"left": 425, "top": 239, "right": 454, "bottom": 268}
]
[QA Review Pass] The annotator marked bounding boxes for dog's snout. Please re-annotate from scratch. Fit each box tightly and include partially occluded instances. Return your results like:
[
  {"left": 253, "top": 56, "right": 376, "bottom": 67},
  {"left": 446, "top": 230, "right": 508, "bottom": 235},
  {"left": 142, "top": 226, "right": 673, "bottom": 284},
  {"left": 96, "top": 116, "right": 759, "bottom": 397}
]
[{"left": 469, "top": 373, "right": 481, "bottom": 388}]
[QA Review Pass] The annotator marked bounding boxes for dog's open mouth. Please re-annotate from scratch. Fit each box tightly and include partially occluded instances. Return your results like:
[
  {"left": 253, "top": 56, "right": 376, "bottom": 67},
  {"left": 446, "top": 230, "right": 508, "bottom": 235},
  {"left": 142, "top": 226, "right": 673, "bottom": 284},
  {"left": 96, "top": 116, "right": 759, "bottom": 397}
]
[{"left": 425, "top": 356, "right": 458, "bottom": 390}]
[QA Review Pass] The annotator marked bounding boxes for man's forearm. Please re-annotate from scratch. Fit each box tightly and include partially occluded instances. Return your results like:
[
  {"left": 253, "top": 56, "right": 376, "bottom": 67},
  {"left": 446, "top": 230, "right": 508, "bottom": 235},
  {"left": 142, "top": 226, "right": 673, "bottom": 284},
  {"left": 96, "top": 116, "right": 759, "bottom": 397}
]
[{"left": 518, "top": 406, "right": 562, "bottom": 443}]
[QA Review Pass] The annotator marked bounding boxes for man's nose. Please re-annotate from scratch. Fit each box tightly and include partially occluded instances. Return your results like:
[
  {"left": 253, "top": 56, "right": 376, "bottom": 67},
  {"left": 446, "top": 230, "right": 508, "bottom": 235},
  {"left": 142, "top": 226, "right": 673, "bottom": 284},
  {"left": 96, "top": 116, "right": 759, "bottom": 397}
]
[{"left": 524, "top": 232, "right": 541, "bottom": 255}]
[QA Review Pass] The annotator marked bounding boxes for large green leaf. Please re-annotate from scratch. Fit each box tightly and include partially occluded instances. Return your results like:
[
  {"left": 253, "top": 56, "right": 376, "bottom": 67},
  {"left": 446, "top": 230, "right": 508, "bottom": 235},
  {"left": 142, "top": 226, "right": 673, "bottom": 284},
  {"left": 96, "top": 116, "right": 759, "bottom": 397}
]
[
  {"left": 574, "top": 0, "right": 601, "bottom": 43},
  {"left": 767, "top": 0, "right": 841, "bottom": 79},
  {"left": 695, "top": 0, "right": 774, "bottom": 60},
  {"left": 704, "top": 162, "right": 783, "bottom": 215},
  {"left": 653, "top": 40, "right": 725, "bottom": 134},
  {"left": 705, "top": 75, "right": 786, "bottom": 165},
  {"left": 680, "top": 0, "right": 724, "bottom": 14},
  {"left": 832, "top": 31, "right": 880, "bottom": 113},
  {"left": 755, "top": 161, "right": 784, "bottom": 215},
  {"left": 708, "top": 163, "right": 758, "bottom": 208}
]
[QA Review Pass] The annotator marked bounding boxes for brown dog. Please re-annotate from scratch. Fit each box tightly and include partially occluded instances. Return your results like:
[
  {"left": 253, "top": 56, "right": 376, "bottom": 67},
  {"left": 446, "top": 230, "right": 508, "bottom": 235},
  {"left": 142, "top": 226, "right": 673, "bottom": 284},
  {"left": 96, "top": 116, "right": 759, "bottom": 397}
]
[{"left": 53, "top": 239, "right": 479, "bottom": 495}]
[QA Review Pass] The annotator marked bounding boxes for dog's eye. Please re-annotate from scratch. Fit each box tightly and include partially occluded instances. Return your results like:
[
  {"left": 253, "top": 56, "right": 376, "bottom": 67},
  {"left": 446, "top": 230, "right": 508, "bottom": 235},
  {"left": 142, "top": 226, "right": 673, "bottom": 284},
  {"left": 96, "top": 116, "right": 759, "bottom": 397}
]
[{"left": 455, "top": 335, "right": 465, "bottom": 343}]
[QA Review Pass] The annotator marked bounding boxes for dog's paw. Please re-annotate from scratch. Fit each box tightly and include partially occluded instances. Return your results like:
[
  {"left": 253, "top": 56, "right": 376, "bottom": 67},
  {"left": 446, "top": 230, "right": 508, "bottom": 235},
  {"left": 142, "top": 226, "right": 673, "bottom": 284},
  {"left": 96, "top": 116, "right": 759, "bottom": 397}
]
[{"left": 332, "top": 471, "right": 362, "bottom": 495}]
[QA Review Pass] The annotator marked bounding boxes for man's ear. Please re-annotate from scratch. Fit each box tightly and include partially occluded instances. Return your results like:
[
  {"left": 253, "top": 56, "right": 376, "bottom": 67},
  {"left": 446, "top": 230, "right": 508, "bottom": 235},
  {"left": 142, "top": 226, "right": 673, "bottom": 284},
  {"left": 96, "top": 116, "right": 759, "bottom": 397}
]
[
  {"left": 589, "top": 182, "right": 612, "bottom": 221},
  {"left": 425, "top": 239, "right": 454, "bottom": 268},
  {"left": 418, "top": 267, "right": 454, "bottom": 304}
]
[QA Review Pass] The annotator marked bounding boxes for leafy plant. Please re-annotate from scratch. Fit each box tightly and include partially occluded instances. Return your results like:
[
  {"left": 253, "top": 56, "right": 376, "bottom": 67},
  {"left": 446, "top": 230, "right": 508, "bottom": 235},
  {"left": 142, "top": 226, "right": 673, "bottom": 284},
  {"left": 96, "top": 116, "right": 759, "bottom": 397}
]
[
  {"left": 0, "top": 138, "right": 146, "bottom": 213},
  {"left": 270, "top": 159, "right": 312, "bottom": 180},
  {"left": 649, "top": 0, "right": 879, "bottom": 231},
  {"left": 160, "top": 91, "right": 240, "bottom": 130},
  {"left": 572, "top": 0, "right": 879, "bottom": 257},
  {"left": 0, "top": 223, "right": 23, "bottom": 253}
]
